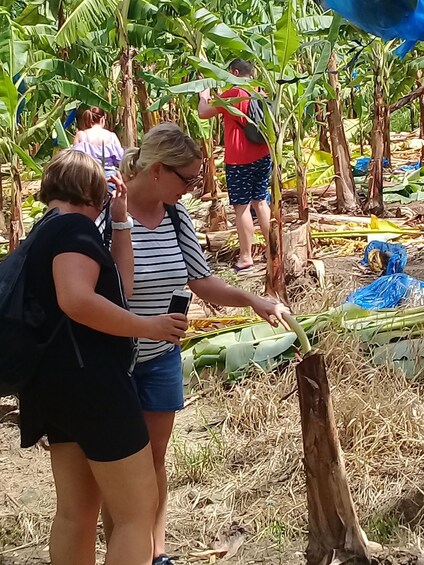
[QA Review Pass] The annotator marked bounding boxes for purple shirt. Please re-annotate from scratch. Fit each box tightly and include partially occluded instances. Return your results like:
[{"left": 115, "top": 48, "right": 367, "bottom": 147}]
[{"left": 73, "top": 141, "right": 124, "bottom": 168}]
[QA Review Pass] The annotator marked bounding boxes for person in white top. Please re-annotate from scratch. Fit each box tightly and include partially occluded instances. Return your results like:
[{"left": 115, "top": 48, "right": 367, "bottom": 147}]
[
  {"left": 101, "top": 123, "right": 289, "bottom": 565},
  {"left": 73, "top": 106, "right": 123, "bottom": 184}
]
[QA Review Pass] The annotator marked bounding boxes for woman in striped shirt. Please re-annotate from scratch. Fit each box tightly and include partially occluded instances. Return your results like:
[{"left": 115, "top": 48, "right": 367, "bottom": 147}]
[{"left": 108, "top": 123, "right": 288, "bottom": 565}]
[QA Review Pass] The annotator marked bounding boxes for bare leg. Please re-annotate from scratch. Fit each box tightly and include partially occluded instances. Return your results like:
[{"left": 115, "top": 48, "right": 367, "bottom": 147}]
[
  {"left": 251, "top": 199, "right": 271, "bottom": 245},
  {"left": 89, "top": 444, "right": 158, "bottom": 565},
  {"left": 233, "top": 203, "right": 254, "bottom": 268},
  {"left": 143, "top": 411, "right": 176, "bottom": 558},
  {"left": 49, "top": 443, "right": 101, "bottom": 565}
]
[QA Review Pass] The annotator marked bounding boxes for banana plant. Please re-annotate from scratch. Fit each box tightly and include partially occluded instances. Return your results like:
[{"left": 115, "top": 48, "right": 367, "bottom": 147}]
[{"left": 0, "top": 1, "right": 115, "bottom": 250}]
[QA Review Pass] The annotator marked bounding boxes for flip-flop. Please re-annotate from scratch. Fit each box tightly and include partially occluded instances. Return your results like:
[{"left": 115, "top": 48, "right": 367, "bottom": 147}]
[{"left": 233, "top": 264, "right": 254, "bottom": 272}]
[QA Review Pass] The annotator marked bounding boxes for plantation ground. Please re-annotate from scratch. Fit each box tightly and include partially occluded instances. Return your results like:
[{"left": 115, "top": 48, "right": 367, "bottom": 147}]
[
  {"left": 2, "top": 251, "right": 424, "bottom": 565},
  {"left": 3, "top": 138, "right": 424, "bottom": 563}
]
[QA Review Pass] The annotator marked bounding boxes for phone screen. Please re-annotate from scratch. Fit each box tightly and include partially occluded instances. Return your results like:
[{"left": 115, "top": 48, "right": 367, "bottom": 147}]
[{"left": 168, "top": 294, "right": 190, "bottom": 315}]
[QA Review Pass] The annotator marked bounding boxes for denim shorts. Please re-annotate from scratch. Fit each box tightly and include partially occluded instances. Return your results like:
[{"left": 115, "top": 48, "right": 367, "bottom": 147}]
[
  {"left": 132, "top": 346, "right": 183, "bottom": 412},
  {"left": 225, "top": 155, "right": 272, "bottom": 206}
]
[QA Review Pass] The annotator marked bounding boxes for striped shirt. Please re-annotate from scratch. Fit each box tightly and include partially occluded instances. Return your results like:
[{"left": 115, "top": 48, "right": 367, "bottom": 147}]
[{"left": 128, "top": 202, "right": 210, "bottom": 362}]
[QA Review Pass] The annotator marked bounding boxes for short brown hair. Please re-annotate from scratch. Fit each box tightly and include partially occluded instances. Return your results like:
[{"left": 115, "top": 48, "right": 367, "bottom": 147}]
[{"left": 40, "top": 150, "right": 107, "bottom": 209}]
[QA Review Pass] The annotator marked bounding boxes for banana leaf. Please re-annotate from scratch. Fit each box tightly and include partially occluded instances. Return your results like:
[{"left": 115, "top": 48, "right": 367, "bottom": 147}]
[{"left": 182, "top": 304, "right": 424, "bottom": 383}]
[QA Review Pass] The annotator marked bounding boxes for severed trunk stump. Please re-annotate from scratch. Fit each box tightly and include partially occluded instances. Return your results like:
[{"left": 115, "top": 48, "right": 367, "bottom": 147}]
[
  {"left": 283, "top": 221, "right": 311, "bottom": 280},
  {"left": 208, "top": 199, "right": 228, "bottom": 232},
  {"left": 296, "top": 352, "right": 370, "bottom": 565}
]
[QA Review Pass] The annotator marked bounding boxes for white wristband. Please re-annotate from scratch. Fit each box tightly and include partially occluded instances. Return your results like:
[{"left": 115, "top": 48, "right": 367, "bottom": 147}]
[{"left": 111, "top": 217, "right": 134, "bottom": 231}]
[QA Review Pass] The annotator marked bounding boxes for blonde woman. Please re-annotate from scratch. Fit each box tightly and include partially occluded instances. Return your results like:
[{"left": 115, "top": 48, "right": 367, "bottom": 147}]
[
  {"left": 19, "top": 150, "right": 188, "bottom": 565},
  {"left": 107, "top": 123, "right": 288, "bottom": 565}
]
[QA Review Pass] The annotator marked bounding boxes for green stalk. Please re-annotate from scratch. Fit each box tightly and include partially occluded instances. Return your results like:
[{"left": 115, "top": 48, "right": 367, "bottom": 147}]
[{"left": 281, "top": 312, "right": 312, "bottom": 355}]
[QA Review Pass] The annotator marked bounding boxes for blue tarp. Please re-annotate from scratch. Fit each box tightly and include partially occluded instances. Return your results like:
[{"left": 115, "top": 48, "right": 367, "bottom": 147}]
[
  {"left": 346, "top": 273, "right": 424, "bottom": 309},
  {"left": 361, "top": 241, "right": 408, "bottom": 275},
  {"left": 325, "top": 0, "right": 424, "bottom": 57},
  {"left": 346, "top": 240, "right": 424, "bottom": 309},
  {"left": 353, "top": 157, "right": 390, "bottom": 176}
]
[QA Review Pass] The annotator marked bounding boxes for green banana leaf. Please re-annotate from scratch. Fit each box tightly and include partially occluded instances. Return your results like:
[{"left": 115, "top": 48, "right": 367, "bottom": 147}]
[{"left": 182, "top": 304, "right": 424, "bottom": 384}]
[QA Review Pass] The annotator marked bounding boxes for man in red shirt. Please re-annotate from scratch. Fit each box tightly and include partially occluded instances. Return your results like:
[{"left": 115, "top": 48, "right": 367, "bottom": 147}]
[{"left": 198, "top": 58, "right": 271, "bottom": 272}]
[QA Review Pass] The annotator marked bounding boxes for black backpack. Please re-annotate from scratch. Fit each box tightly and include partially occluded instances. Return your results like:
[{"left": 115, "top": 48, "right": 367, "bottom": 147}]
[
  {"left": 238, "top": 90, "right": 274, "bottom": 145},
  {"left": 0, "top": 210, "right": 64, "bottom": 397}
]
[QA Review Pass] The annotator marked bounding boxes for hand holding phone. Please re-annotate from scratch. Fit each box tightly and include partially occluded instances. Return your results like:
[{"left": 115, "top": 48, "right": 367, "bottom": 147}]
[{"left": 167, "top": 290, "right": 192, "bottom": 315}]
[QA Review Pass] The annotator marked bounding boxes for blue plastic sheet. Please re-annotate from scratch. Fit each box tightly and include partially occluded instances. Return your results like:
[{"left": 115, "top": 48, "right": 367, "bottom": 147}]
[
  {"left": 361, "top": 241, "right": 408, "bottom": 274},
  {"left": 353, "top": 156, "right": 389, "bottom": 177},
  {"left": 325, "top": 0, "right": 424, "bottom": 57},
  {"left": 346, "top": 273, "right": 424, "bottom": 309},
  {"left": 396, "top": 162, "right": 421, "bottom": 172}
]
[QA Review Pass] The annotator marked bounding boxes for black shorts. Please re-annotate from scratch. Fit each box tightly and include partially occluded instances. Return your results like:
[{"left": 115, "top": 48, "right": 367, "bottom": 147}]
[{"left": 46, "top": 413, "right": 149, "bottom": 462}]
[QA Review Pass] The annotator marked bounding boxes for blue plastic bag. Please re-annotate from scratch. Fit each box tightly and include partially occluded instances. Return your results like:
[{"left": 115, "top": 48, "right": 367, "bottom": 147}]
[
  {"left": 325, "top": 0, "right": 424, "bottom": 57},
  {"left": 353, "top": 157, "right": 389, "bottom": 177},
  {"left": 361, "top": 241, "right": 407, "bottom": 274},
  {"left": 346, "top": 273, "right": 424, "bottom": 309},
  {"left": 396, "top": 162, "right": 421, "bottom": 172}
]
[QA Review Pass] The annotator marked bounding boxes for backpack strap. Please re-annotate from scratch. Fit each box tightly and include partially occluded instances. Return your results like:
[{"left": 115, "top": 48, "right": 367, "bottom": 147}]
[
  {"left": 234, "top": 88, "right": 251, "bottom": 131},
  {"left": 103, "top": 204, "right": 181, "bottom": 250},
  {"left": 165, "top": 204, "right": 181, "bottom": 240}
]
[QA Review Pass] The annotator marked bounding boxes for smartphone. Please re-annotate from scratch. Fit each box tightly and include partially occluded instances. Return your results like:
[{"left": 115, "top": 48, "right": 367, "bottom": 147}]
[{"left": 167, "top": 290, "right": 192, "bottom": 315}]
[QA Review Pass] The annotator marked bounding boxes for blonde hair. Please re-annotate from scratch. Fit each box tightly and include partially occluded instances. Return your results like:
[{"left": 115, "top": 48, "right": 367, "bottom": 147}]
[
  {"left": 120, "top": 123, "right": 202, "bottom": 180},
  {"left": 40, "top": 149, "right": 107, "bottom": 209}
]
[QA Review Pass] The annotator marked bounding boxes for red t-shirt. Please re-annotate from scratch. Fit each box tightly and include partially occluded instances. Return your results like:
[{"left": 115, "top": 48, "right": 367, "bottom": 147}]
[{"left": 219, "top": 87, "right": 270, "bottom": 166}]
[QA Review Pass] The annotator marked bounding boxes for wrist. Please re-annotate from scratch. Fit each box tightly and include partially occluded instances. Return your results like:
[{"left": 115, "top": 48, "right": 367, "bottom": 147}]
[
  {"left": 111, "top": 217, "right": 133, "bottom": 230},
  {"left": 245, "top": 293, "right": 258, "bottom": 309}
]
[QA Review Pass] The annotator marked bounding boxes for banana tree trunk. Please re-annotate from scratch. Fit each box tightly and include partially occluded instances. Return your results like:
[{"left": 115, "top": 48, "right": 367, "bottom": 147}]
[
  {"left": 136, "top": 78, "right": 155, "bottom": 134},
  {"left": 327, "top": 53, "right": 358, "bottom": 214},
  {"left": 418, "top": 77, "right": 424, "bottom": 167},
  {"left": 297, "top": 353, "right": 370, "bottom": 565},
  {"left": 296, "top": 157, "right": 308, "bottom": 222},
  {"left": 169, "top": 98, "right": 177, "bottom": 123},
  {"left": 202, "top": 138, "right": 228, "bottom": 231},
  {"left": 365, "top": 62, "right": 386, "bottom": 216},
  {"left": 120, "top": 47, "right": 137, "bottom": 147},
  {"left": 315, "top": 103, "right": 331, "bottom": 153},
  {"left": 9, "top": 163, "right": 24, "bottom": 252},
  {"left": 265, "top": 162, "right": 288, "bottom": 304},
  {"left": 57, "top": 1, "right": 68, "bottom": 60},
  {"left": 383, "top": 107, "right": 391, "bottom": 167}
]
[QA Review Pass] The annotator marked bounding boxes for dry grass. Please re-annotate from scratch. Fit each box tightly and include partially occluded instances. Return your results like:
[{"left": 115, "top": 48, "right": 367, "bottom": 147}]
[
  {"left": 165, "top": 271, "right": 424, "bottom": 561},
  {"left": 2, "top": 269, "right": 424, "bottom": 564}
]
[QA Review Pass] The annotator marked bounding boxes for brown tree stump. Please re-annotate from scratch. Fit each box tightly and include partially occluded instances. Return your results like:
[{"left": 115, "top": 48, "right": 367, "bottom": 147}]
[
  {"left": 296, "top": 352, "right": 370, "bottom": 565},
  {"left": 283, "top": 221, "right": 311, "bottom": 280},
  {"left": 208, "top": 200, "right": 228, "bottom": 232}
]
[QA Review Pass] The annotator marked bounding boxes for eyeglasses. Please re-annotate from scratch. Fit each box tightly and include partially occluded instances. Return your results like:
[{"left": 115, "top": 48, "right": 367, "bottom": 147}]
[
  {"left": 102, "top": 191, "right": 113, "bottom": 210},
  {"left": 166, "top": 166, "right": 203, "bottom": 189}
]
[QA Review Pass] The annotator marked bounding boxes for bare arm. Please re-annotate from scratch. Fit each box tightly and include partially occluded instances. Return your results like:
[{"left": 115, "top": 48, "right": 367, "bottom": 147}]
[
  {"left": 111, "top": 132, "right": 122, "bottom": 147},
  {"left": 108, "top": 174, "right": 133, "bottom": 297},
  {"left": 53, "top": 253, "right": 188, "bottom": 344},
  {"left": 73, "top": 130, "right": 85, "bottom": 145},
  {"left": 188, "top": 276, "right": 290, "bottom": 326},
  {"left": 198, "top": 89, "right": 219, "bottom": 119}
]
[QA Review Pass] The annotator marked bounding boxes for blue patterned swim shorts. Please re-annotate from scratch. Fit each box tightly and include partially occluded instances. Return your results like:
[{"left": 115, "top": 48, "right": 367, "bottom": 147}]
[{"left": 225, "top": 155, "right": 272, "bottom": 206}]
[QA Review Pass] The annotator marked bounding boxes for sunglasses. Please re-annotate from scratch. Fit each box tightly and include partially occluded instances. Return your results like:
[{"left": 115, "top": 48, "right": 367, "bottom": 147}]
[{"left": 166, "top": 166, "right": 203, "bottom": 189}]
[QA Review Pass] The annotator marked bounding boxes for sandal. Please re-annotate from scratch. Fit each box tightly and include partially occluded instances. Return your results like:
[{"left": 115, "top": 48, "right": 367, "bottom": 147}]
[
  {"left": 152, "top": 555, "right": 174, "bottom": 565},
  {"left": 232, "top": 263, "right": 254, "bottom": 273}
]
